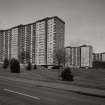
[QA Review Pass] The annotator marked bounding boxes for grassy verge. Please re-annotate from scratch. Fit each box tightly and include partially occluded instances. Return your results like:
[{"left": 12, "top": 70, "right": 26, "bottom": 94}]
[{"left": 0, "top": 66, "right": 105, "bottom": 90}]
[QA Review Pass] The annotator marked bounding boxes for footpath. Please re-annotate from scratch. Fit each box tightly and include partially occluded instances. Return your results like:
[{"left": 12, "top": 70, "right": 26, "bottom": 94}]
[{"left": 0, "top": 75, "right": 105, "bottom": 98}]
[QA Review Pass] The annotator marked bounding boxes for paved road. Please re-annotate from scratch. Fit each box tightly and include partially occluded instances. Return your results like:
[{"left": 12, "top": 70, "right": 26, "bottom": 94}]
[
  {"left": 0, "top": 76, "right": 105, "bottom": 97},
  {"left": 0, "top": 77, "right": 105, "bottom": 105}
]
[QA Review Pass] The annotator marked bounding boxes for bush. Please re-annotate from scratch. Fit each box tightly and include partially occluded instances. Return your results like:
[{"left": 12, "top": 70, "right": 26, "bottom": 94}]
[
  {"left": 33, "top": 64, "right": 37, "bottom": 69},
  {"left": 41, "top": 65, "right": 48, "bottom": 68},
  {"left": 51, "top": 65, "right": 62, "bottom": 69},
  {"left": 3, "top": 58, "right": 9, "bottom": 69},
  {"left": 10, "top": 58, "right": 20, "bottom": 73},
  {"left": 93, "top": 61, "right": 105, "bottom": 68},
  {"left": 26, "top": 62, "right": 32, "bottom": 70},
  {"left": 61, "top": 67, "right": 73, "bottom": 81}
]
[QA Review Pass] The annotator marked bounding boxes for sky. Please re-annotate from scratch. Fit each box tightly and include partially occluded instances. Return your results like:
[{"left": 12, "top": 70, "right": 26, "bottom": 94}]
[{"left": 0, "top": 0, "right": 105, "bottom": 53}]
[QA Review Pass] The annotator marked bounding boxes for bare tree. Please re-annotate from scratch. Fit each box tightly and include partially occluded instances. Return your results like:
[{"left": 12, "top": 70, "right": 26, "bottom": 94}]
[
  {"left": 18, "top": 51, "right": 26, "bottom": 68},
  {"left": 55, "top": 48, "right": 67, "bottom": 79},
  {"left": 55, "top": 48, "right": 66, "bottom": 67},
  {"left": 65, "top": 49, "right": 72, "bottom": 67},
  {"left": 19, "top": 51, "right": 26, "bottom": 64},
  {"left": 19, "top": 51, "right": 30, "bottom": 63}
]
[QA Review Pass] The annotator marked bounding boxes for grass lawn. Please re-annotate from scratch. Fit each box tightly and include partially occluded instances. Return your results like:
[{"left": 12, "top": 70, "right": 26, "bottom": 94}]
[
  {"left": 71, "top": 68, "right": 105, "bottom": 89},
  {"left": 0, "top": 65, "right": 105, "bottom": 90}
]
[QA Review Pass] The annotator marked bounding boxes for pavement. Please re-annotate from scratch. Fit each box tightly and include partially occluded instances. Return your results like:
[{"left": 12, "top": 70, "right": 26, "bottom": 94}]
[
  {"left": 0, "top": 75, "right": 105, "bottom": 98},
  {"left": 0, "top": 76, "right": 105, "bottom": 105}
]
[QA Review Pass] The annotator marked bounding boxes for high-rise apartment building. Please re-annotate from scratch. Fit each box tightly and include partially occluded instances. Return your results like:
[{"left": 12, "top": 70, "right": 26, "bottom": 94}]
[
  {"left": 0, "top": 29, "right": 11, "bottom": 62},
  {"left": 71, "top": 47, "right": 81, "bottom": 68},
  {"left": 32, "top": 23, "right": 36, "bottom": 64},
  {"left": 0, "top": 16, "right": 65, "bottom": 66},
  {"left": 80, "top": 45, "right": 93, "bottom": 68},
  {"left": 35, "top": 20, "right": 47, "bottom": 65},
  {"left": 7, "top": 30, "right": 11, "bottom": 60},
  {"left": 0, "top": 30, "right": 4, "bottom": 62},
  {"left": 35, "top": 17, "right": 65, "bottom": 66},
  {"left": 47, "top": 17, "right": 65, "bottom": 65},
  {"left": 101, "top": 53, "right": 105, "bottom": 62},
  {"left": 93, "top": 53, "right": 102, "bottom": 62},
  {"left": 11, "top": 26, "right": 19, "bottom": 59},
  {"left": 25, "top": 24, "right": 32, "bottom": 63},
  {"left": 65, "top": 45, "right": 93, "bottom": 68},
  {"left": 93, "top": 52, "right": 105, "bottom": 62},
  {"left": 65, "top": 46, "right": 81, "bottom": 68},
  {"left": 18, "top": 25, "right": 25, "bottom": 55},
  {"left": 65, "top": 47, "right": 71, "bottom": 67}
]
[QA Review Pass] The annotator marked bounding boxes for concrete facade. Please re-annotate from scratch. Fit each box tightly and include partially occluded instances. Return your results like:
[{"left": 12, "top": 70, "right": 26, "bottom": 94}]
[
  {"left": 101, "top": 53, "right": 105, "bottom": 62},
  {"left": 93, "top": 53, "right": 102, "bottom": 62},
  {"left": 11, "top": 27, "right": 19, "bottom": 59},
  {"left": 0, "top": 16, "right": 65, "bottom": 66},
  {"left": 65, "top": 45, "right": 93, "bottom": 68},
  {"left": 47, "top": 17, "right": 65, "bottom": 65},
  {"left": 80, "top": 45, "right": 93, "bottom": 68},
  {"left": 65, "top": 46, "right": 81, "bottom": 68}
]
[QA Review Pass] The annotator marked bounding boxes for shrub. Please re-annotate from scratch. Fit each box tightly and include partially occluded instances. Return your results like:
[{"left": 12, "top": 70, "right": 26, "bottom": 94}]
[
  {"left": 51, "top": 65, "right": 62, "bottom": 69},
  {"left": 33, "top": 64, "right": 37, "bottom": 69},
  {"left": 3, "top": 58, "right": 9, "bottom": 69},
  {"left": 10, "top": 58, "right": 20, "bottom": 73},
  {"left": 93, "top": 61, "right": 105, "bottom": 69},
  {"left": 41, "top": 65, "right": 48, "bottom": 68},
  {"left": 61, "top": 67, "right": 73, "bottom": 81},
  {"left": 26, "top": 62, "right": 32, "bottom": 70}
]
